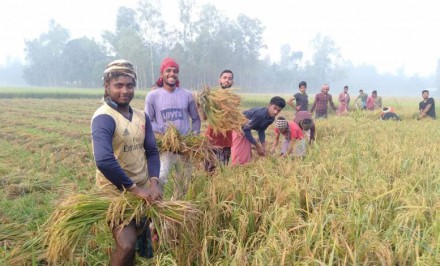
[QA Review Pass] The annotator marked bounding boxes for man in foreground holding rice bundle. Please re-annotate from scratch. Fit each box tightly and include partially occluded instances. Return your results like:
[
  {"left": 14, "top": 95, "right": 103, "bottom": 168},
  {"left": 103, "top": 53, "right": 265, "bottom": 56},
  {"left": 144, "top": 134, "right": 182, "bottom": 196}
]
[
  {"left": 91, "top": 59, "right": 161, "bottom": 265},
  {"left": 204, "top": 69, "right": 235, "bottom": 172},
  {"left": 145, "top": 57, "right": 201, "bottom": 199}
]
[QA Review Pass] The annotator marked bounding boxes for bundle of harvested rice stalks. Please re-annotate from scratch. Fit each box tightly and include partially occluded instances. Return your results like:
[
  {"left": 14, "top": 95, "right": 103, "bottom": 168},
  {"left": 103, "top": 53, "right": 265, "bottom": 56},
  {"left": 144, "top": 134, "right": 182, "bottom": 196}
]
[
  {"left": 197, "top": 86, "right": 248, "bottom": 137},
  {"left": 156, "top": 125, "right": 216, "bottom": 162},
  {"left": 7, "top": 191, "right": 201, "bottom": 265}
]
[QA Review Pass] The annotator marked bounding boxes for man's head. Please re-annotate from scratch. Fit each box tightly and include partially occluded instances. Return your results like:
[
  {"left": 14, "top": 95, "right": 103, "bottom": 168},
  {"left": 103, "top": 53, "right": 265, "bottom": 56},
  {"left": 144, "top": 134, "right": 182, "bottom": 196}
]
[
  {"left": 299, "top": 118, "right": 313, "bottom": 131},
  {"left": 422, "top": 89, "right": 429, "bottom": 99},
  {"left": 156, "top": 57, "right": 180, "bottom": 88},
  {"left": 344, "top": 85, "right": 349, "bottom": 93},
  {"left": 268, "top": 96, "right": 286, "bottom": 117},
  {"left": 321, "top": 84, "right": 330, "bottom": 94},
  {"left": 219, "top": 70, "right": 234, "bottom": 89},
  {"left": 359, "top": 89, "right": 364, "bottom": 94},
  {"left": 372, "top": 90, "right": 377, "bottom": 97},
  {"left": 275, "top": 116, "right": 288, "bottom": 133},
  {"left": 299, "top": 81, "right": 307, "bottom": 94},
  {"left": 103, "top": 59, "right": 137, "bottom": 107}
]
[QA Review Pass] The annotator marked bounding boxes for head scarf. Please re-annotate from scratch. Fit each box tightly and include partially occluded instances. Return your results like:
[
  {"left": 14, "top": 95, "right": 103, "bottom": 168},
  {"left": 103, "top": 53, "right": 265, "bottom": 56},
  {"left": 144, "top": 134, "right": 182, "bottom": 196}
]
[
  {"left": 275, "top": 118, "right": 288, "bottom": 130},
  {"left": 103, "top": 59, "right": 137, "bottom": 87},
  {"left": 156, "top": 57, "right": 180, "bottom": 87}
]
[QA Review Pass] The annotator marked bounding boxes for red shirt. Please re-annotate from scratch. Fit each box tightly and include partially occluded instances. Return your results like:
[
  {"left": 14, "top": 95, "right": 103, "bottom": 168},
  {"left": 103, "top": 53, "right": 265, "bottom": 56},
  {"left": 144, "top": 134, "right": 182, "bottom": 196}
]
[
  {"left": 274, "top": 121, "right": 304, "bottom": 140},
  {"left": 205, "top": 125, "right": 233, "bottom": 148}
]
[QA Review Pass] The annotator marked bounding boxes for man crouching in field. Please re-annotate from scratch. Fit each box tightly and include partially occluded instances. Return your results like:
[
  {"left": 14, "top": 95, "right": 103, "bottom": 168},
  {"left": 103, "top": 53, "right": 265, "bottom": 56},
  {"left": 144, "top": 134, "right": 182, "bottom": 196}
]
[
  {"left": 91, "top": 59, "right": 161, "bottom": 265},
  {"left": 231, "top": 96, "right": 286, "bottom": 165}
]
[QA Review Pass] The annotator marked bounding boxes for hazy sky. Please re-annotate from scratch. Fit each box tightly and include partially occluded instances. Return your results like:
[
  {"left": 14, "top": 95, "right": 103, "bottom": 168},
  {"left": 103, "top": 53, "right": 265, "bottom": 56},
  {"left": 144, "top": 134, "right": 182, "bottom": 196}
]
[{"left": 1, "top": 0, "right": 439, "bottom": 76}]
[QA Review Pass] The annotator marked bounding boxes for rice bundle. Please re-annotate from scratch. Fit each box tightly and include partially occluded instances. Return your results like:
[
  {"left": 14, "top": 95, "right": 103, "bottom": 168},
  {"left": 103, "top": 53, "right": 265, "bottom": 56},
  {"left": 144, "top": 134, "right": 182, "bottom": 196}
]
[
  {"left": 197, "top": 86, "right": 248, "bottom": 137},
  {"left": 7, "top": 191, "right": 201, "bottom": 265},
  {"left": 156, "top": 125, "right": 216, "bottom": 162}
]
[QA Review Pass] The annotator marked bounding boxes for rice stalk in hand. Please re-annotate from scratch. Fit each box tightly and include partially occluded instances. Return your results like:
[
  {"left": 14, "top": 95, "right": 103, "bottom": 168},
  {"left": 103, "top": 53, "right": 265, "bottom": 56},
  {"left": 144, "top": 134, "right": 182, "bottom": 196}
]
[
  {"left": 156, "top": 125, "right": 216, "bottom": 162},
  {"left": 41, "top": 192, "right": 200, "bottom": 264},
  {"left": 197, "top": 86, "right": 248, "bottom": 137}
]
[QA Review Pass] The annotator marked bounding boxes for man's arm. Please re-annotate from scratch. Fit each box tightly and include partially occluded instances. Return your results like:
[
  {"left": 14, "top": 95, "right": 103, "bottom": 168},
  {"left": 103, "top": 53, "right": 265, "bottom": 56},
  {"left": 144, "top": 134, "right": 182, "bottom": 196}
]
[
  {"left": 310, "top": 95, "right": 318, "bottom": 113},
  {"left": 188, "top": 95, "right": 201, "bottom": 134},
  {"left": 419, "top": 100, "right": 433, "bottom": 119},
  {"left": 145, "top": 93, "right": 159, "bottom": 133},
  {"left": 92, "top": 115, "right": 135, "bottom": 190},
  {"left": 329, "top": 95, "right": 337, "bottom": 111},
  {"left": 287, "top": 96, "right": 296, "bottom": 108}
]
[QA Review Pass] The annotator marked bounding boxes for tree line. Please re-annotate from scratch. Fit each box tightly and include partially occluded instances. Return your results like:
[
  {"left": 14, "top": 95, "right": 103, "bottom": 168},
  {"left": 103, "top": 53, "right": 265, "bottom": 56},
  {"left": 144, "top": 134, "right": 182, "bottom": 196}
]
[{"left": 3, "top": 0, "right": 440, "bottom": 96}]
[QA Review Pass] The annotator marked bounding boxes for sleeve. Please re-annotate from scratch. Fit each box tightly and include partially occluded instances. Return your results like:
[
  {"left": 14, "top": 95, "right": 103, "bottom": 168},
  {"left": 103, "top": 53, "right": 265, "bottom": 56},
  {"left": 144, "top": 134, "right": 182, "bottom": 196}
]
[
  {"left": 145, "top": 93, "right": 159, "bottom": 133},
  {"left": 242, "top": 108, "right": 258, "bottom": 145},
  {"left": 144, "top": 113, "right": 160, "bottom": 178},
  {"left": 310, "top": 95, "right": 318, "bottom": 113},
  {"left": 257, "top": 130, "right": 266, "bottom": 144},
  {"left": 188, "top": 93, "right": 201, "bottom": 134},
  {"left": 329, "top": 95, "right": 337, "bottom": 110},
  {"left": 92, "top": 114, "right": 134, "bottom": 190}
]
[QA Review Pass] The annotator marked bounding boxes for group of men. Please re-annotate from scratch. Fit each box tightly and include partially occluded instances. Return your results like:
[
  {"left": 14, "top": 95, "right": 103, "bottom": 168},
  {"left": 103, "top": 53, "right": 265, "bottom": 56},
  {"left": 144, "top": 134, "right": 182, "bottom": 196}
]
[{"left": 90, "top": 57, "right": 436, "bottom": 265}]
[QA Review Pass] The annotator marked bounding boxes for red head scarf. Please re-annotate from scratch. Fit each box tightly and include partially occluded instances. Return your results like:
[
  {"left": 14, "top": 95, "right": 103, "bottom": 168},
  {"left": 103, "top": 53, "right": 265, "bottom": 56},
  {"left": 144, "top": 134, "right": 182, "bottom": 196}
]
[{"left": 156, "top": 57, "right": 180, "bottom": 87}]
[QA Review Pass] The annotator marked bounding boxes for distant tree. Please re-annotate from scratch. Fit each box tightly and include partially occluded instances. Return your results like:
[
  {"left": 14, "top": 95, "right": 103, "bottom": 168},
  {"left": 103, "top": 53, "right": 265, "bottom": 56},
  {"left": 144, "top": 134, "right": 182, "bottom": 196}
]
[
  {"left": 308, "top": 34, "right": 345, "bottom": 87},
  {"left": 137, "top": 0, "right": 168, "bottom": 87},
  {"left": 0, "top": 58, "right": 27, "bottom": 86},
  {"left": 61, "top": 37, "right": 107, "bottom": 87},
  {"left": 23, "top": 20, "right": 70, "bottom": 86},
  {"left": 103, "top": 7, "right": 150, "bottom": 89}
]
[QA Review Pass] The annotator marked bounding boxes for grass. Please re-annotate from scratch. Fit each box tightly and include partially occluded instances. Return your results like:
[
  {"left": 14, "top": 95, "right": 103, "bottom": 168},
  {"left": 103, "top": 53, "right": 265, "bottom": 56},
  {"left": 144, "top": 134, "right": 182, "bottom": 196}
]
[{"left": 0, "top": 87, "right": 439, "bottom": 265}]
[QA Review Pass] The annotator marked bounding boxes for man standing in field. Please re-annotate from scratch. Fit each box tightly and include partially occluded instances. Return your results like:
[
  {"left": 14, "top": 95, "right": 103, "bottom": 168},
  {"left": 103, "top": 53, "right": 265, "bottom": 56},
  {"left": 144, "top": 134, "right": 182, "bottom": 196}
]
[
  {"left": 338, "top": 85, "right": 350, "bottom": 115},
  {"left": 353, "top": 89, "right": 368, "bottom": 110},
  {"left": 366, "top": 90, "right": 382, "bottom": 110},
  {"left": 418, "top": 89, "right": 436, "bottom": 119},
  {"left": 231, "top": 96, "right": 286, "bottom": 165},
  {"left": 310, "top": 84, "right": 337, "bottom": 119},
  {"left": 145, "top": 57, "right": 201, "bottom": 199},
  {"left": 287, "top": 81, "right": 309, "bottom": 112},
  {"left": 91, "top": 59, "right": 161, "bottom": 264},
  {"left": 204, "top": 69, "right": 235, "bottom": 172}
]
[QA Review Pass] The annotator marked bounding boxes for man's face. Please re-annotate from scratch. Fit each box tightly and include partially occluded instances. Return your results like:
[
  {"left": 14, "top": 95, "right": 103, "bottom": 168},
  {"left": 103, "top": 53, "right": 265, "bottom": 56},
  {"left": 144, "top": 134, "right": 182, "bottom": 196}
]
[
  {"left": 162, "top": 67, "right": 179, "bottom": 86},
  {"left": 299, "top": 85, "right": 307, "bottom": 94},
  {"left": 422, "top": 91, "right": 429, "bottom": 99},
  {"left": 268, "top": 104, "right": 283, "bottom": 118},
  {"left": 105, "top": 75, "right": 135, "bottom": 107},
  {"left": 219, "top": 72, "right": 234, "bottom": 88},
  {"left": 321, "top": 85, "right": 329, "bottom": 94}
]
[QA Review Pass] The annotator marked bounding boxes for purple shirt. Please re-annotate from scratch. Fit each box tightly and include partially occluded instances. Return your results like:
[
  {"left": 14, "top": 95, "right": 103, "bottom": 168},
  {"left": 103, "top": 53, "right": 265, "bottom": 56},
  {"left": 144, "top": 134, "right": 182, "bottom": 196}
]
[{"left": 145, "top": 87, "right": 201, "bottom": 135}]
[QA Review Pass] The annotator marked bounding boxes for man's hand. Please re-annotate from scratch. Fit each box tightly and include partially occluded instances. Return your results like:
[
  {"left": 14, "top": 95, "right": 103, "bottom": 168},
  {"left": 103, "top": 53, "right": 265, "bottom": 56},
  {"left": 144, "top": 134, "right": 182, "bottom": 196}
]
[
  {"left": 148, "top": 178, "right": 162, "bottom": 201},
  {"left": 255, "top": 142, "right": 265, "bottom": 156}
]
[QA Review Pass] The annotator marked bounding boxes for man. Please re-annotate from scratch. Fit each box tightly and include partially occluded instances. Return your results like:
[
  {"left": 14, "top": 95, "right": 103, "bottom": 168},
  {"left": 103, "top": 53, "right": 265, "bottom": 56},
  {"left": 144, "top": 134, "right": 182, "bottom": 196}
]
[
  {"left": 145, "top": 57, "right": 201, "bottom": 199},
  {"left": 310, "top": 84, "right": 337, "bottom": 119},
  {"left": 204, "top": 70, "right": 234, "bottom": 172},
  {"left": 367, "top": 90, "right": 382, "bottom": 110},
  {"left": 294, "top": 111, "right": 316, "bottom": 144},
  {"left": 271, "top": 116, "right": 305, "bottom": 157},
  {"left": 287, "top": 81, "right": 308, "bottom": 112},
  {"left": 231, "top": 96, "right": 286, "bottom": 165},
  {"left": 353, "top": 89, "right": 368, "bottom": 110},
  {"left": 91, "top": 59, "right": 161, "bottom": 265},
  {"left": 338, "top": 85, "right": 350, "bottom": 115},
  {"left": 418, "top": 89, "right": 436, "bottom": 119},
  {"left": 380, "top": 107, "right": 401, "bottom": 121}
]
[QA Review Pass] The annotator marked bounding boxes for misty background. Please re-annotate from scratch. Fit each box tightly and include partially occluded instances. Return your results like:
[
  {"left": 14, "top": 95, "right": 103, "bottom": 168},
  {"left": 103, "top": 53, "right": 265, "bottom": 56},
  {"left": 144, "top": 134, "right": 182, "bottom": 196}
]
[{"left": 1, "top": 0, "right": 439, "bottom": 96}]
